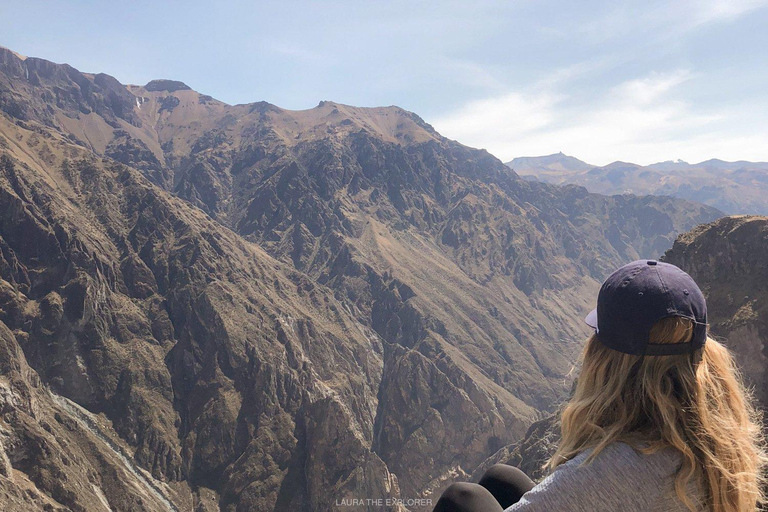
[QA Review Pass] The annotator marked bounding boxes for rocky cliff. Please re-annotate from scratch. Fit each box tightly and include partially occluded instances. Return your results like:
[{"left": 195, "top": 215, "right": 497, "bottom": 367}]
[
  {"left": 0, "top": 46, "right": 723, "bottom": 510},
  {"left": 663, "top": 215, "right": 768, "bottom": 408}
]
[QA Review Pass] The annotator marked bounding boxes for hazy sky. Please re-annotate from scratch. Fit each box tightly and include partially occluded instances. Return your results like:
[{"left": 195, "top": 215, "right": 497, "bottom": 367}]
[{"left": 2, "top": 0, "right": 767, "bottom": 165}]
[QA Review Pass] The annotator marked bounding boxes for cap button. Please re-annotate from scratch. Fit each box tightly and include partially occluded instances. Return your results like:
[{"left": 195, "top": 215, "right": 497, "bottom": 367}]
[{"left": 647, "top": 260, "right": 657, "bottom": 265}]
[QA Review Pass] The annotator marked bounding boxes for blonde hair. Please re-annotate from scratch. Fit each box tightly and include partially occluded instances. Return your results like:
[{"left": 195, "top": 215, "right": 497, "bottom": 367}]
[{"left": 549, "top": 317, "right": 767, "bottom": 512}]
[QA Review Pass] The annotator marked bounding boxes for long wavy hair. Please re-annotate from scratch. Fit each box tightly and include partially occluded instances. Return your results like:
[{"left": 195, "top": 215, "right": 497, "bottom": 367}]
[{"left": 548, "top": 316, "right": 767, "bottom": 512}]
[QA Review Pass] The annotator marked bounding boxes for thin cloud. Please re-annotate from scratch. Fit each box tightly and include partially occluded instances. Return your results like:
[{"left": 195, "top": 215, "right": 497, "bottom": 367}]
[
  {"left": 689, "top": 0, "right": 768, "bottom": 26},
  {"left": 569, "top": 0, "right": 768, "bottom": 49},
  {"left": 612, "top": 70, "right": 693, "bottom": 105}
]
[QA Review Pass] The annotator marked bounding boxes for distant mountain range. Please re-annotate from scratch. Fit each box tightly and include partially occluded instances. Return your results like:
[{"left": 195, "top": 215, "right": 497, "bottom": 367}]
[{"left": 506, "top": 152, "right": 768, "bottom": 215}]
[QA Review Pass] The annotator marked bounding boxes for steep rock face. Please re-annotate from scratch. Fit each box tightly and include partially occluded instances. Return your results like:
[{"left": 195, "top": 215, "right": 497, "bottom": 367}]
[
  {"left": 663, "top": 215, "right": 768, "bottom": 408},
  {"left": 0, "top": 318, "right": 188, "bottom": 511},
  {"left": 0, "top": 128, "right": 393, "bottom": 510},
  {"left": 0, "top": 46, "right": 725, "bottom": 510},
  {"left": 471, "top": 414, "right": 559, "bottom": 484},
  {"left": 0, "top": 48, "right": 140, "bottom": 131}
]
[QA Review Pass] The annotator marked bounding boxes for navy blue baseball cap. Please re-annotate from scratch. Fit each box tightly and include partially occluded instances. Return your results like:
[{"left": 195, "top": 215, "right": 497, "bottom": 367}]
[{"left": 585, "top": 259, "right": 708, "bottom": 356}]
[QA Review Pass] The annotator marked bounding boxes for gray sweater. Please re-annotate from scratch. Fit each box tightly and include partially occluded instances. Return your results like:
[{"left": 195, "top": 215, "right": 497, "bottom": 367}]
[{"left": 506, "top": 442, "right": 707, "bottom": 511}]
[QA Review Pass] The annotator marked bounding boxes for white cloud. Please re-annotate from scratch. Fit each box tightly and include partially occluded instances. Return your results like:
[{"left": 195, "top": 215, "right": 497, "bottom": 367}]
[
  {"left": 430, "top": 70, "right": 768, "bottom": 166},
  {"left": 433, "top": 91, "right": 562, "bottom": 143},
  {"left": 688, "top": 0, "right": 768, "bottom": 26},
  {"left": 612, "top": 70, "right": 693, "bottom": 105}
]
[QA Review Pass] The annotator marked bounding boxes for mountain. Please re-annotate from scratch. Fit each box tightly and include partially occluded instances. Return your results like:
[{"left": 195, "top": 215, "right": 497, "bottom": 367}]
[
  {"left": 507, "top": 153, "right": 768, "bottom": 215},
  {"left": 506, "top": 153, "right": 593, "bottom": 179},
  {"left": 642, "top": 159, "right": 768, "bottom": 173},
  {"left": 646, "top": 159, "right": 694, "bottom": 172},
  {"left": 0, "top": 46, "right": 722, "bottom": 510}
]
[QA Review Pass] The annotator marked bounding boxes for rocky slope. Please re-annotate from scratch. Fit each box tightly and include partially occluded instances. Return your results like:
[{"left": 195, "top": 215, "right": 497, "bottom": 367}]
[
  {"left": 0, "top": 46, "right": 723, "bottom": 510},
  {"left": 0, "top": 318, "right": 184, "bottom": 512},
  {"left": 663, "top": 215, "right": 768, "bottom": 408},
  {"left": 0, "top": 141, "right": 401, "bottom": 510},
  {"left": 507, "top": 153, "right": 768, "bottom": 215}
]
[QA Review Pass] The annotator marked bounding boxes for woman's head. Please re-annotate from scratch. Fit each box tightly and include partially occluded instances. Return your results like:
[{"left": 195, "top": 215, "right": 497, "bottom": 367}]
[
  {"left": 550, "top": 315, "right": 767, "bottom": 511},
  {"left": 584, "top": 259, "right": 709, "bottom": 356}
]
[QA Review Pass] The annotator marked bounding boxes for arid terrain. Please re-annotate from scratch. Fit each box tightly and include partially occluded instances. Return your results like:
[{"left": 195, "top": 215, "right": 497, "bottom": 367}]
[{"left": 0, "top": 46, "right": 725, "bottom": 511}]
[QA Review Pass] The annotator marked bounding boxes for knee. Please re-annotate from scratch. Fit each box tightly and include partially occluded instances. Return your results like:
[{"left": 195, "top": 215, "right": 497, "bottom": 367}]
[
  {"left": 483, "top": 464, "right": 522, "bottom": 478},
  {"left": 441, "top": 482, "right": 478, "bottom": 502},
  {"left": 486, "top": 464, "right": 525, "bottom": 476},
  {"left": 483, "top": 463, "right": 527, "bottom": 481},
  {"left": 477, "top": 463, "right": 534, "bottom": 508},
  {"left": 435, "top": 482, "right": 502, "bottom": 512}
]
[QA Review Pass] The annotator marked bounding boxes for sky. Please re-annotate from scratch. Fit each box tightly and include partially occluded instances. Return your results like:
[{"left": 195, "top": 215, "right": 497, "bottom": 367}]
[{"left": 1, "top": 0, "right": 768, "bottom": 166}]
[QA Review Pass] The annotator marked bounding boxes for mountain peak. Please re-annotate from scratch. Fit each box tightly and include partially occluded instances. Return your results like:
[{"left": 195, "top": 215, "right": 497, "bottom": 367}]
[
  {"left": 144, "top": 79, "right": 192, "bottom": 92},
  {"left": 506, "top": 153, "right": 593, "bottom": 174},
  {"left": 252, "top": 101, "right": 440, "bottom": 146},
  {"left": 0, "top": 45, "right": 27, "bottom": 61},
  {"left": 603, "top": 160, "right": 642, "bottom": 169}
]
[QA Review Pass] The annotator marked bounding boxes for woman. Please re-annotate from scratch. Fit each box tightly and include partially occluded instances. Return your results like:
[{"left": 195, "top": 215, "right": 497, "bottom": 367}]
[{"left": 434, "top": 259, "right": 766, "bottom": 511}]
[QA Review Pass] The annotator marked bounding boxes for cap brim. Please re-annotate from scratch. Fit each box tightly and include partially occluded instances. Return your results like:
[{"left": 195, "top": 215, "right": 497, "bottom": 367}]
[{"left": 585, "top": 308, "right": 598, "bottom": 330}]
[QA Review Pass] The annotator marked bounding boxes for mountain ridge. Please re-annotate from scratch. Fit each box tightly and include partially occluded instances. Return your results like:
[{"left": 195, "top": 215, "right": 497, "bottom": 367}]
[
  {"left": 507, "top": 153, "right": 768, "bottom": 173},
  {"left": 506, "top": 153, "right": 768, "bottom": 215}
]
